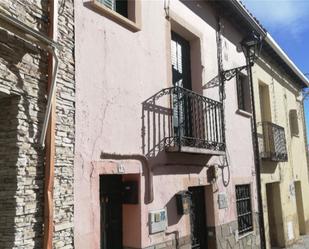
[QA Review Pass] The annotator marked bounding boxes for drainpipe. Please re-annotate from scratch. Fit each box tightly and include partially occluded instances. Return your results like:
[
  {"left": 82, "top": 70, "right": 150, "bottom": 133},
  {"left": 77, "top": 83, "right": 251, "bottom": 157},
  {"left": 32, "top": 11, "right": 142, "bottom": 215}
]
[
  {"left": 300, "top": 94, "right": 309, "bottom": 183},
  {"left": 100, "top": 152, "right": 154, "bottom": 203},
  {"left": 43, "top": 1, "right": 57, "bottom": 248},
  {"left": 246, "top": 55, "right": 266, "bottom": 249},
  {"left": 0, "top": 12, "right": 58, "bottom": 48},
  {"left": 0, "top": 12, "right": 59, "bottom": 148},
  {"left": 40, "top": 47, "right": 58, "bottom": 147},
  {"left": 0, "top": 8, "right": 59, "bottom": 249}
]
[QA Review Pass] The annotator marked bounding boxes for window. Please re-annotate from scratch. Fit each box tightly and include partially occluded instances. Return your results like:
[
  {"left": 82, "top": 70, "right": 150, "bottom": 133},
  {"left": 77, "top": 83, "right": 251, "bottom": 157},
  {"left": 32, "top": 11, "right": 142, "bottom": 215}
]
[
  {"left": 98, "top": 0, "right": 128, "bottom": 17},
  {"left": 235, "top": 184, "right": 253, "bottom": 235},
  {"left": 236, "top": 72, "right": 252, "bottom": 113},
  {"left": 259, "top": 83, "right": 272, "bottom": 122},
  {"left": 289, "top": 109, "right": 299, "bottom": 136},
  {"left": 91, "top": 0, "right": 141, "bottom": 31}
]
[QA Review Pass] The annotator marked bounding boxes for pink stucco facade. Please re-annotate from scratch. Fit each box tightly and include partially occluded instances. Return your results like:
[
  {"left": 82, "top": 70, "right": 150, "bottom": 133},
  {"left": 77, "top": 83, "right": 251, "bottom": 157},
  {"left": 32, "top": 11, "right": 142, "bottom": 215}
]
[{"left": 74, "top": 1, "right": 260, "bottom": 248}]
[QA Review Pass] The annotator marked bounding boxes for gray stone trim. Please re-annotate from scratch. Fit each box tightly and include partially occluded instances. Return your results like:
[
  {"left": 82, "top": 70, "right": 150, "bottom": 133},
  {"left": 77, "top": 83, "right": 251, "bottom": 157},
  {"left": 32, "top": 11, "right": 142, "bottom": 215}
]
[
  {"left": 123, "top": 215, "right": 260, "bottom": 249},
  {"left": 213, "top": 213, "right": 261, "bottom": 249},
  {"left": 123, "top": 235, "right": 191, "bottom": 249}
]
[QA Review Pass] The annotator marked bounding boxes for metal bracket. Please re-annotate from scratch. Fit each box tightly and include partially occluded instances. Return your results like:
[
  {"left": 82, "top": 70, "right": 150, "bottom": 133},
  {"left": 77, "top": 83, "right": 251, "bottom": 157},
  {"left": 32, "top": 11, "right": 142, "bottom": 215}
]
[{"left": 221, "top": 63, "right": 252, "bottom": 81}]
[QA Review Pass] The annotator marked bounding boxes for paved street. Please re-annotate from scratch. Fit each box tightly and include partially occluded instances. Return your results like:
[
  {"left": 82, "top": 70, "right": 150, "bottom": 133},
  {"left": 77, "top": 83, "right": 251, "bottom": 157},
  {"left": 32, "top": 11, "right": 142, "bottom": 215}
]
[{"left": 273, "top": 235, "right": 309, "bottom": 249}]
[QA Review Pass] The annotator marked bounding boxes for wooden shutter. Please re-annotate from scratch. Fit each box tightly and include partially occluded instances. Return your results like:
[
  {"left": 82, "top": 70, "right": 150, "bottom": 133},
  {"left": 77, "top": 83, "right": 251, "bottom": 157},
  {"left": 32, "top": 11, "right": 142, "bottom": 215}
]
[
  {"left": 171, "top": 39, "right": 183, "bottom": 86},
  {"left": 98, "top": 0, "right": 116, "bottom": 10},
  {"left": 289, "top": 109, "right": 299, "bottom": 136},
  {"left": 236, "top": 73, "right": 245, "bottom": 110}
]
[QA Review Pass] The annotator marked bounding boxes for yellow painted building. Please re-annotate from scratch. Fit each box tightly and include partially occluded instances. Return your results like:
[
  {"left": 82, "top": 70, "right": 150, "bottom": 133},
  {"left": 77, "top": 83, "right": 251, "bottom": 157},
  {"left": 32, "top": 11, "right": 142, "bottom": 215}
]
[{"left": 252, "top": 37, "right": 309, "bottom": 249}]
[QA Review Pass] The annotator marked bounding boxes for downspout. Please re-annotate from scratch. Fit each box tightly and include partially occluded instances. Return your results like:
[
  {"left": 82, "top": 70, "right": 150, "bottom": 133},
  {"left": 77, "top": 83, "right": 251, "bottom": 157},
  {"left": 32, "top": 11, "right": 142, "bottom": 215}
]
[
  {"left": 0, "top": 12, "right": 58, "bottom": 47},
  {"left": 300, "top": 95, "right": 309, "bottom": 183},
  {"left": 0, "top": 8, "right": 59, "bottom": 249},
  {"left": 40, "top": 47, "right": 58, "bottom": 147},
  {"left": 246, "top": 54, "right": 266, "bottom": 249},
  {"left": 100, "top": 152, "right": 154, "bottom": 203},
  {"left": 43, "top": 0, "right": 56, "bottom": 248},
  {"left": 0, "top": 12, "right": 59, "bottom": 148}
]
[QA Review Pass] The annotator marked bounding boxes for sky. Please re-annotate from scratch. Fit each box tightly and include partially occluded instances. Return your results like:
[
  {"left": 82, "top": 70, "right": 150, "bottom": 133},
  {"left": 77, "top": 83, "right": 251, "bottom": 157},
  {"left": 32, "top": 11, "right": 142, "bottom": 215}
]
[{"left": 241, "top": 0, "right": 309, "bottom": 140}]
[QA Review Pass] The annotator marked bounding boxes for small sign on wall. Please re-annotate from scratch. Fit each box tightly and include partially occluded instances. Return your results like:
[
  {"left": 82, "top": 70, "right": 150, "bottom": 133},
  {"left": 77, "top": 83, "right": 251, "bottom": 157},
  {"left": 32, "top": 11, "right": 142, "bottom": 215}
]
[
  {"left": 218, "top": 192, "right": 228, "bottom": 209},
  {"left": 287, "top": 221, "right": 294, "bottom": 240},
  {"left": 149, "top": 208, "right": 168, "bottom": 234}
]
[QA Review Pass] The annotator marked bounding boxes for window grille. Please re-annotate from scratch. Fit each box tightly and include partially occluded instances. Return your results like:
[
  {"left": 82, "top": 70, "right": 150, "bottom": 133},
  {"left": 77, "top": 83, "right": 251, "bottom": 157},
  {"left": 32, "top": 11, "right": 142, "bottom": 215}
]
[{"left": 236, "top": 184, "right": 253, "bottom": 235}]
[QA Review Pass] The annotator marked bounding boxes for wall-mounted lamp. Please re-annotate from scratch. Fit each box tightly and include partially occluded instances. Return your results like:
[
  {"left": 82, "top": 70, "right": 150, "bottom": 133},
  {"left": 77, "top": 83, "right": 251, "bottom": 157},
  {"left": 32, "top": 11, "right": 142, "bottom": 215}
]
[
  {"left": 221, "top": 32, "right": 262, "bottom": 82},
  {"left": 241, "top": 31, "right": 263, "bottom": 64}
]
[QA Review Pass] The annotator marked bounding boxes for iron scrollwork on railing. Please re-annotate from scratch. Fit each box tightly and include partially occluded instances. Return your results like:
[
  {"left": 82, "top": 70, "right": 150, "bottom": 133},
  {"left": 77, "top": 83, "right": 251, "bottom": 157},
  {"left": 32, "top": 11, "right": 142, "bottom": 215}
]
[
  {"left": 142, "top": 86, "right": 225, "bottom": 157},
  {"left": 258, "top": 121, "right": 288, "bottom": 162}
]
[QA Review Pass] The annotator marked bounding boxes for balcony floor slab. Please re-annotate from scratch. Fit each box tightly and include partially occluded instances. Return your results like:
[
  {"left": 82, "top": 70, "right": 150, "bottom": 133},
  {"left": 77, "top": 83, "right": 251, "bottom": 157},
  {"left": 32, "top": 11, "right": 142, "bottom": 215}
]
[{"left": 165, "top": 145, "right": 226, "bottom": 156}]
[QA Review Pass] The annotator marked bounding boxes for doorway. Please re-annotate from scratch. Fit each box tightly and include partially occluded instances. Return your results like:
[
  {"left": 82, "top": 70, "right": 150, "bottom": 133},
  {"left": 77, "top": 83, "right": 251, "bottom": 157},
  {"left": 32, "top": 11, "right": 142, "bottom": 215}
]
[
  {"left": 295, "top": 181, "right": 306, "bottom": 235},
  {"left": 265, "top": 183, "right": 285, "bottom": 248},
  {"left": 100, "top": 175, "right": 123, "bottom": 249},
  {"left": 189, "top": 186, "right": 207, "bottom": 249}
]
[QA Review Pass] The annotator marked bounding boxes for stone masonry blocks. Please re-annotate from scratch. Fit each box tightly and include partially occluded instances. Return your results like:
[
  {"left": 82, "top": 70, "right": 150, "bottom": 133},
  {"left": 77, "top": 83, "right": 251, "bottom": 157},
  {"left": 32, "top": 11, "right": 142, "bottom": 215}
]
[{"left": 0, "top": 0, "right": 75, "bottom": 248}]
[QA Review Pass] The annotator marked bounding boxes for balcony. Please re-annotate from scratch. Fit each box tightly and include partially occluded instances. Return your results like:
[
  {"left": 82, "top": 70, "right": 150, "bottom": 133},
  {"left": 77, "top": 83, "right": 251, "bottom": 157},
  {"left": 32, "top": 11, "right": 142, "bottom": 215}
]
[
  {"left": 142, "top": 86, "right": 225, "bottom": 157},
  {"left": 258, "top": 122, "right": 288, "bottom": 162}
]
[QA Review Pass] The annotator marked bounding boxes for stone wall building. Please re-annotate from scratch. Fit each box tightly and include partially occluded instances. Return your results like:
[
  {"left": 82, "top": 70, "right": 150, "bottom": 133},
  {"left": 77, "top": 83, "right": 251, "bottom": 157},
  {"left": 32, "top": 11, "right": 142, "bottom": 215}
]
[{"left": 0, "top": 1, "right": 74, "bottom": 248}]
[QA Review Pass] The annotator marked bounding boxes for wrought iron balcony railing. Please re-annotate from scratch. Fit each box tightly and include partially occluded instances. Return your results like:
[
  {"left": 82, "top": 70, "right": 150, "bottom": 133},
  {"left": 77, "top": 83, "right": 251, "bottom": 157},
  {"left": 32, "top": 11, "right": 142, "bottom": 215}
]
[
  {"left": 142, "top": 86, "right": 225, "bottom": 157},
  {"left": 258, "top": 121, "right": 288, "bottom": 162}
]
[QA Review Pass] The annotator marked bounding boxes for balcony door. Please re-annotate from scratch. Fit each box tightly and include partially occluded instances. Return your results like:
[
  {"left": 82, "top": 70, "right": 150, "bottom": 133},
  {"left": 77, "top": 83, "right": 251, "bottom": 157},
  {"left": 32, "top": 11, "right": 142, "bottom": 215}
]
[{"left": 171, "top": 32, "right": 193, "bottom": 141}]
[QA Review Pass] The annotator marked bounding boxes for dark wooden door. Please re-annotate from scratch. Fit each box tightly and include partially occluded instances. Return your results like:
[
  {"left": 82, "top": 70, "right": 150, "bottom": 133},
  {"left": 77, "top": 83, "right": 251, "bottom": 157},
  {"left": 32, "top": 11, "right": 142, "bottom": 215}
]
[
  {"left": 189, "top": 186, "right": 207, "bottom": 249},
  {"left": 171, "top": 32, "right": 193, "bottom": 139},
  {"left": 100, "top": 175, "right": 123, "bottom": 249}
]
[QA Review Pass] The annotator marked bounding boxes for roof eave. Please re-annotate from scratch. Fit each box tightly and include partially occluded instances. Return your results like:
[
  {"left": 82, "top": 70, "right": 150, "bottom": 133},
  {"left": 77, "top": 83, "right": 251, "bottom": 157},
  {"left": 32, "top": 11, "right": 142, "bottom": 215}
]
[
  {"left": 265, "top": 34, "right": 309, "bottom": 87},
  {"left": 227, "top": 0, "right": 309, "bottom": 88},
  {"left": 228, "top": 0, "right": 267, "bottom": 37}
]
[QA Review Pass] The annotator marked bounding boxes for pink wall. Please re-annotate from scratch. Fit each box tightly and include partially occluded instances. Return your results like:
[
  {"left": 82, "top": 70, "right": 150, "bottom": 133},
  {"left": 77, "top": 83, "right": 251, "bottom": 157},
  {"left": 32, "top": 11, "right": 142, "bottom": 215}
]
[{"left": 74, "top": 0, "right": 258, "bottom": 248}]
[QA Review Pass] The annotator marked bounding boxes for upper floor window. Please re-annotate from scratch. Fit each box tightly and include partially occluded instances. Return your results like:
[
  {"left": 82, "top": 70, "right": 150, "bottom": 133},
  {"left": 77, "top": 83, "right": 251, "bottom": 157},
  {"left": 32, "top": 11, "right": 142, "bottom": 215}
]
[
  {"left": 259, "top": 83, "right": 272, "bottom": 122},
  {"left": 289, "top": 109, "right": 299, "bottom": 136},
  {"left": 236, "top": 72, "right": 252, "bottom": 113},
  {"left": 91, "top": 0, "right": 141, "bottom": 31},
  {"left": 99, "top": 0, "right": 128, "bottom": 17}
]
